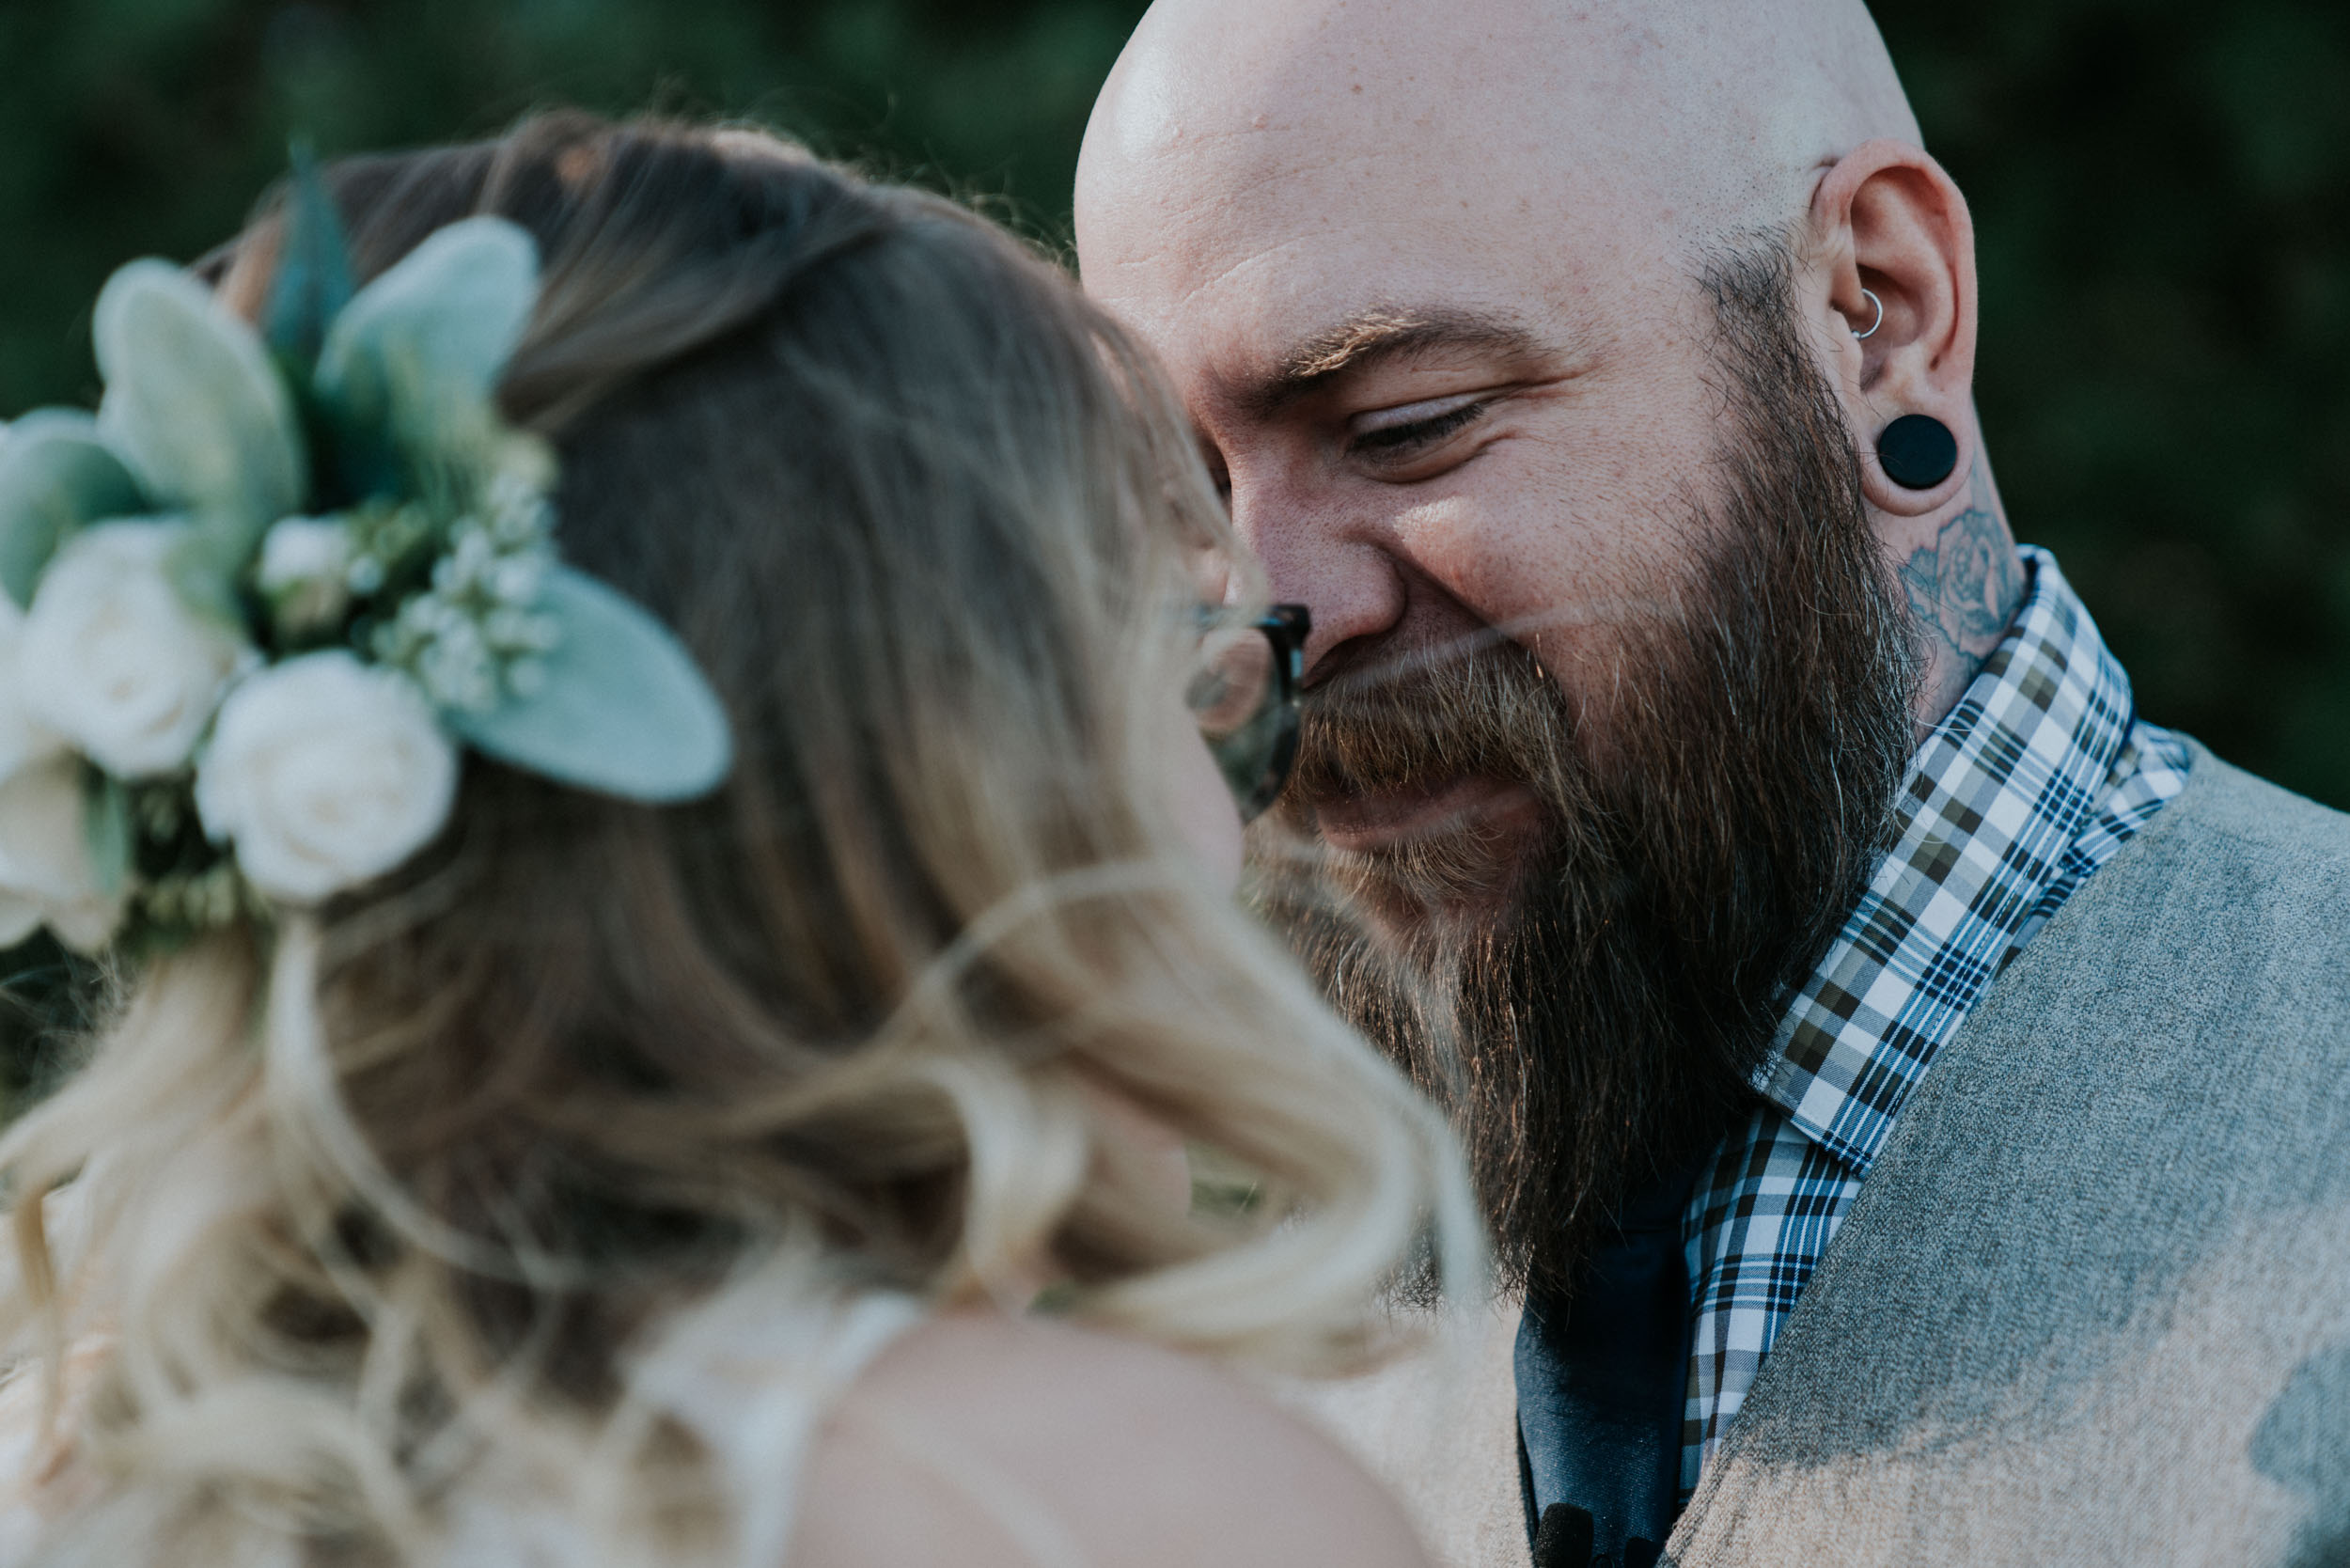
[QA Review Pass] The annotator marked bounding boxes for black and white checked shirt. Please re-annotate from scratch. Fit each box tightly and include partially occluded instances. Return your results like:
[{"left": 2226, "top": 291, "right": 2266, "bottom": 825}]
[{"left": 1676, "top": 545, "right": 2192, "bottom": 1495}]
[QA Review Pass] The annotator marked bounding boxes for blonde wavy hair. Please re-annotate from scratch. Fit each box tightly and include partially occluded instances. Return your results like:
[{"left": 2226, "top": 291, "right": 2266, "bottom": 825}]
[{"left": 0, "top": 114, "right": 1478, "bottom": 1565}]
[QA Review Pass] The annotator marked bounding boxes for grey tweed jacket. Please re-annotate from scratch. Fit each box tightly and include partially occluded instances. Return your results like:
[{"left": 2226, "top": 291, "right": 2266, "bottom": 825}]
[{"left": 1295, "top": 743, "right": 2350, "bottom": 1567}]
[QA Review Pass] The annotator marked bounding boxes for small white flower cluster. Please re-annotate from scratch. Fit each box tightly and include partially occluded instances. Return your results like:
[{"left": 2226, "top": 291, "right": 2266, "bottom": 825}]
[
  {"left": 134, "top": 857, "right": 265, "bottom": 933},
  {"left": 368, "top": 471, "right": 563, "bottom": 713},
  {"left": 341, "top": 497, "right": 434, "bottom": 598}
]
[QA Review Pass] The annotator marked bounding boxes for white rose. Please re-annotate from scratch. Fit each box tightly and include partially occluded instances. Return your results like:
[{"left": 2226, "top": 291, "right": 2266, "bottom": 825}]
[
  {"left": 21, "top": 522, "right": 252, "bottom": 777},
  {"left": 0, "top": 594, "right": 67, "bottom": 786},
  {"left": 195, "top": 652, "right": 458, "bottom": 903},
  {"left": 257, "top": 515, "right": 353, "bottom": 634},
  {"left": 0, "top": 758, "right": 125, "bottom": 952}
]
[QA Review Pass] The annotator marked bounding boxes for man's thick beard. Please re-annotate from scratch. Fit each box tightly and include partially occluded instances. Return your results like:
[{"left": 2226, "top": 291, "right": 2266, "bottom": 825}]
[{"left": 1253, "top": 244, "right": 1921, "bottom": 1301}]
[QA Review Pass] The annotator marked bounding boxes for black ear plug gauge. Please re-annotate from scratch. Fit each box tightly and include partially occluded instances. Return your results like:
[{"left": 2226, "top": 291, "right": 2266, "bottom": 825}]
[{"left": 1877, "top": 415, "right": 1959, "bottom": 491}]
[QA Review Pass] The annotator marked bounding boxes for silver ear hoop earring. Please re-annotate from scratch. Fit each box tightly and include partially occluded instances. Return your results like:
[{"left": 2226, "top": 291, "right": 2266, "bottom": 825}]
[{"left": 1852, "top": 288, "right": 1885, "bottom": 341}]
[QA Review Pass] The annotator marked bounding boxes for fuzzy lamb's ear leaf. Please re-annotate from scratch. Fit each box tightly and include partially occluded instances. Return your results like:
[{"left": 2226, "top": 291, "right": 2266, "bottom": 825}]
[
  {"left": 94, "top": 259, "right": 306, "bottom": 539},
  {"left": 0, "top": 411, "right": 147, "bottom": 608},
  {"left": 265, "top": 142, "right": 357, "bottom": 374},
  {"left": 448, "top": 567, "right": 732, "bottom": 804},
  {"left": 315, "top": 218, "right": 540, "bottom": 451},
  {"left": 82, "top": 777, "right": 133, "bottom": 901}
]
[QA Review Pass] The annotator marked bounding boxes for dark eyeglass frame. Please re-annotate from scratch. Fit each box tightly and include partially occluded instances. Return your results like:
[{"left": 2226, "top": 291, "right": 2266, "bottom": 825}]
[{"left": 1200, "top": 603, "right": 1310, "bottom": 823}]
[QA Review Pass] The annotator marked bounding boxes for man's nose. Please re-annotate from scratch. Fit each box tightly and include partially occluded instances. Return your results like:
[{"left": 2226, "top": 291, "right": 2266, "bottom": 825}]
[{"left": 1228, "top": 467, "right": 1407, "bottom": 681}]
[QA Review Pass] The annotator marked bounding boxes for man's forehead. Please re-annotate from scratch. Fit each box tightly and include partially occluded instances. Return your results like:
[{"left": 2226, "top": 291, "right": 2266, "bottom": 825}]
[{"left": 1082, "top": 135, "right": 1624, "bottom": 415}]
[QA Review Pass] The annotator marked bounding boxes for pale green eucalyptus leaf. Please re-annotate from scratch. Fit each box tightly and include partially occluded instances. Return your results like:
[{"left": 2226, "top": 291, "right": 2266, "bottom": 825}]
[
  {"left": 94, "top": 260, "right": 306, "bottom": 539},
  {"left": 0, "top": 412, "right": 146, "bottom": 608},
  {"left": 315, "top": 218, "right": 539, "bottom": 458},
  {"left": 448, "top": 567, "right": 733, "bottom": 804}
]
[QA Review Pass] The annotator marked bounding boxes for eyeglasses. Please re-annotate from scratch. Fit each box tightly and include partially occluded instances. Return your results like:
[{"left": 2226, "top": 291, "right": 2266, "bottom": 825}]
[{"left": 1189, "top": 604, "right": 1310, "bottom": 823}]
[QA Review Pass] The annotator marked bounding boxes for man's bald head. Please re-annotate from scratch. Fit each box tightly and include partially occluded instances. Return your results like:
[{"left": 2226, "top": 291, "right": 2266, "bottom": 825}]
[{"left": 1079, "top": 0, "right": 1917, "bottom": 306}]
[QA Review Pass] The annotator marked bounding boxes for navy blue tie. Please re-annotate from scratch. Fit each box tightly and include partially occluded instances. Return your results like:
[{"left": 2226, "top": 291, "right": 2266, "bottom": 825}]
[{"left": 1513, "top": 1158, "right": 1703, "bottom": 1568}]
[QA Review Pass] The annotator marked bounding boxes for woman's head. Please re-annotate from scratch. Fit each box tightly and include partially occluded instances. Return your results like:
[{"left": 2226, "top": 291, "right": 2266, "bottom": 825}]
[{"left": 0, "top": 114, "right": 1472, "bottom": 1562}]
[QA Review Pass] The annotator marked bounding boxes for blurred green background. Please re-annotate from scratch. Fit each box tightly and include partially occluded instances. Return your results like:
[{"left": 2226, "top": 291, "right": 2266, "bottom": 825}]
[{"left": 0, "top": 0, "right": 2345, "bottom": 1081}]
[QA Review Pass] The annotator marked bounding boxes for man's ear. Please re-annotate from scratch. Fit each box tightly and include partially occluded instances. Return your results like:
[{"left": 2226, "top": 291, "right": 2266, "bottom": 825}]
[{"left": 1810, "top": 138, "right": 1979, "bottom": 518}]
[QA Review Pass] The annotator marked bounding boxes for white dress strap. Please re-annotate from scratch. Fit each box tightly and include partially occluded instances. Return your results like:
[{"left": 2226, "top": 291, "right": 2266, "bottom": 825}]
[{"left": 630, "top": 1285, "right": 927, "bottom": 1568}]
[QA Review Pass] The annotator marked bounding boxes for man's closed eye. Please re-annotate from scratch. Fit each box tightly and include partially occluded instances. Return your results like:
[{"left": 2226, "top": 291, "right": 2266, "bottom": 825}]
[{"left": 1347, "top": 394, "right": 1491, "bottom": 472}]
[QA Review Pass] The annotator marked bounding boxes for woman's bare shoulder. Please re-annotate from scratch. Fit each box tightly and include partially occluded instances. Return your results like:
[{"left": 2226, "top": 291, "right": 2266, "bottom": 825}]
[{"left": 791, "top": 1310, "right": 1433, "bottom": 1568}]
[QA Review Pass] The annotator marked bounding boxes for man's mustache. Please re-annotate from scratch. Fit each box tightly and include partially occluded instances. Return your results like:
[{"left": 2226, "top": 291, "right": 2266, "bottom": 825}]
[{"left": 1283, "top": 628, "right": 1581, "bottom": 807}]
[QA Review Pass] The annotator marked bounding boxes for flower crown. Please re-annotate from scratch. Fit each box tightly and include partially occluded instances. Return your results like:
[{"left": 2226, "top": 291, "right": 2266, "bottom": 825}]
[{"left": 0, "top": 158, "right": 733, "bottom": 955}]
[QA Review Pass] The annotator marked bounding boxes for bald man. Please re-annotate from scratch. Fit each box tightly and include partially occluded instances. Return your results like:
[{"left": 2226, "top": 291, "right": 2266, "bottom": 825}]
[{"left": 1078, "top": 4, "right": 2350, "bottom": 1566}]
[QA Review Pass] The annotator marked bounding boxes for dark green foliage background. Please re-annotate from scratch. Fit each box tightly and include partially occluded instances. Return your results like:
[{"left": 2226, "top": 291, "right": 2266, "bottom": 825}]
[{"left": 0, "top": 0, "right": 2343, "bottom": 1072}]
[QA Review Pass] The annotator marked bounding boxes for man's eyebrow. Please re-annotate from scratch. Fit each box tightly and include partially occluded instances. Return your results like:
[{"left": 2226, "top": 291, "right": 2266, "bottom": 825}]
[{"left": 1228, "top": 308, "right": 1550, "bottom": 418}]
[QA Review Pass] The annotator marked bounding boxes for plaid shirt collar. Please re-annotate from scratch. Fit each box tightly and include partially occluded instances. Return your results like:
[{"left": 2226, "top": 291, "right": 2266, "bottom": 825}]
[{"left": 1757, "top": 545, "right": 2138, "bottom": 1175}]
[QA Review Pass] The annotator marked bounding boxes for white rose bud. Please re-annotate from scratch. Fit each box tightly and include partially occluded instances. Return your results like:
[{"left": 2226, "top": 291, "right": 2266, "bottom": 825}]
[
  {"left": 257, "top": 516, "right": 354, "bottom": 635},
  {"left": 0, "top": 758, "right": 125, "bottom": 952},
  {"left": 195, "top": 652, "right": 458, "bottom": 904},
  {"left": 0, "top": 593, "right": 67, "bottom": 786},
  {"left": 22, "top": 522, "right": 251, "bottom": 777}
]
